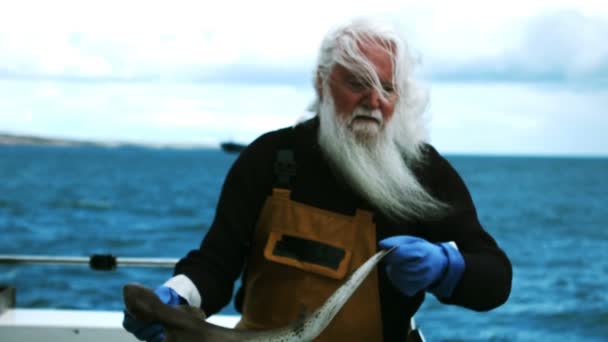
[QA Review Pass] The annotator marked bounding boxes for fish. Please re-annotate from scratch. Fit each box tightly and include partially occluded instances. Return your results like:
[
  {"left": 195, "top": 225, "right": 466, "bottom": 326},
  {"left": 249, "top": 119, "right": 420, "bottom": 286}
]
[{"left": 123, "top": 247, "right": 395, "bottom": 342}]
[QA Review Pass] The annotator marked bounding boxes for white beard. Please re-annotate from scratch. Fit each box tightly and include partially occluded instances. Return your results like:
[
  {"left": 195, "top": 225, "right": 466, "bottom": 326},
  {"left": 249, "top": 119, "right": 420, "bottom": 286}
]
[{"left": 317, "top": 89, "right": 447, "bottom": 221}]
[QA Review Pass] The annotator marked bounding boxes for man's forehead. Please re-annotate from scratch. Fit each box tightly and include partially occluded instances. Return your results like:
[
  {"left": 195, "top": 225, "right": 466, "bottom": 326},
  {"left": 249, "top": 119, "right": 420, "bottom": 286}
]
[
  {"left": 332, "top": 41, "right": 395, "bottom": 82},
  {"left": 357, "top": 37, "right": 395, "bottom": 56}
]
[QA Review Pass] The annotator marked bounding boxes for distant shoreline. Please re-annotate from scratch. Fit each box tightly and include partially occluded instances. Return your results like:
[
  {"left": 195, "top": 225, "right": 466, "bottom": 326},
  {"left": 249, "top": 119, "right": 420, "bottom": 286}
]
[
  {"left": 0, "top": 132, "right": 91, "bottom": 147},
  {"left": 0, "top": 132, "right": 217, "bottom": 149}
]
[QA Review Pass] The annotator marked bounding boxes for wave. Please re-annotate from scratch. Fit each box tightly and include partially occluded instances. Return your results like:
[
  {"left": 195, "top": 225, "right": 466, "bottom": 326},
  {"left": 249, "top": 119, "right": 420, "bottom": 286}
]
[{"left": 50, "top": 199, "right": 114, "bottom": 211}]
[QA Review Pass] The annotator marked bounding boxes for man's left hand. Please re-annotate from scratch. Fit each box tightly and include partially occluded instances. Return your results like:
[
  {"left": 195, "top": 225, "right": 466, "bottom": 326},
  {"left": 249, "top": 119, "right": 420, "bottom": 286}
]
[{"left": 379, "top": 235, "right": 450, "bottom": 297}]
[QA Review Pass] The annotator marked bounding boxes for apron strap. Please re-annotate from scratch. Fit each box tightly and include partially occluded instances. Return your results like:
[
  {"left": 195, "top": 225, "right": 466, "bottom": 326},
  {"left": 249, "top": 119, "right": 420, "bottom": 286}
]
[{"left": 273, "top": 149, "right": 296, "bottom": 189}]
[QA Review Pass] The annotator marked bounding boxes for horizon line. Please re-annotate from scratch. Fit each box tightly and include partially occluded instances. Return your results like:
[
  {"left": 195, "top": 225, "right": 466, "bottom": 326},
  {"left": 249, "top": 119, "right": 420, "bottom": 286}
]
[{"left": 1, "top": 131, "right": 606, "bottom": 159}]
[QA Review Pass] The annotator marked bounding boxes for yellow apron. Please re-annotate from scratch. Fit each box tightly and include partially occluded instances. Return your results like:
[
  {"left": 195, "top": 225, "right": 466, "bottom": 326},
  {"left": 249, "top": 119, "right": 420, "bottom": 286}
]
[{"left": 236, "top": 188, "right": 384, "bottom": 341}]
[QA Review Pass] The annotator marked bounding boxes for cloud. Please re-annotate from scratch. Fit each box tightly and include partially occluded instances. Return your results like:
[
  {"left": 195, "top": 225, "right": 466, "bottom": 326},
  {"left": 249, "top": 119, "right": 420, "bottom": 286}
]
[
  {"left": 0, "top": 80, "right": 313, "bottom": 144},
  {"left": 428, "top": 82, "right": 608, "bottom": 155},
  {"left": 0, "top": 3, "right": 607, "bottom": 86},
  {"left": 422, "top": 10, "right": 608, "bottom": 84},
  {"left": 0, "top": 0, "right": 326, "bottom": 85}
]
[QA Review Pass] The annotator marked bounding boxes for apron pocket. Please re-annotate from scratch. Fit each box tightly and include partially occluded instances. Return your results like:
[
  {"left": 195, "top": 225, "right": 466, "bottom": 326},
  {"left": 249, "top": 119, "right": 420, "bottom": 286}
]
[{"left": 264, "top": 231, "right": 352, "bottom": 280}]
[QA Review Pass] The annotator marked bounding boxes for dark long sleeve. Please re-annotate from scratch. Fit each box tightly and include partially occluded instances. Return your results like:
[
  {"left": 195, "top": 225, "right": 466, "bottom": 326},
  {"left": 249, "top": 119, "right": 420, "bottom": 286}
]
[
  {"left": 172, "top": 131, "right": 280, "bottom": 315},
  {"left": 418, "top": 145, "right": 512, "bottom": 311}
]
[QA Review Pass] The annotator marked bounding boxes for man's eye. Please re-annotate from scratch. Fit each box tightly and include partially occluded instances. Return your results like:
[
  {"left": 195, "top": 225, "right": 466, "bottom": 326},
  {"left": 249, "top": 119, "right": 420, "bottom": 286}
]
[
  {"left": 347, "top": 79, "right": 368, "bottom": 91},
  {"left": 383, "top": 84, "right": 395, "bottom": 93}
]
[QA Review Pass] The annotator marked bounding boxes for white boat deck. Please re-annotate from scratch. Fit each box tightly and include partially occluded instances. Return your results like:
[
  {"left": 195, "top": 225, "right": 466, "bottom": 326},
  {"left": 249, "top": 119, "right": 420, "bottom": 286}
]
[{"left": 0, "top": 308, "right": 239, "bottom": 342}]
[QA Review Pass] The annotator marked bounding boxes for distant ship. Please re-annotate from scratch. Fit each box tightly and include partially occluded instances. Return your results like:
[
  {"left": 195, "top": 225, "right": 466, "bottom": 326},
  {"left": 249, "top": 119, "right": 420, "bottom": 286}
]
[{"left": 220, "top": 141, "right": 247, "bottom": 153}]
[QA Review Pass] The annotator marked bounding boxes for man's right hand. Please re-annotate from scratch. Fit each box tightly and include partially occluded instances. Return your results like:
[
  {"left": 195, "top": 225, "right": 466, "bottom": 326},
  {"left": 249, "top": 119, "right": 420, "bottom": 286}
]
[{"left": 122, "top": 286, "right": 183, "bottom": 342}]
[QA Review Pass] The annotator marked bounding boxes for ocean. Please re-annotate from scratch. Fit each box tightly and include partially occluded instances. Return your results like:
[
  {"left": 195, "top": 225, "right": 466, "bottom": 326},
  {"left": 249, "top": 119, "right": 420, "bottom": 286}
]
[{"left": 0, "top": 145, "right": 606, "bottom": 341}]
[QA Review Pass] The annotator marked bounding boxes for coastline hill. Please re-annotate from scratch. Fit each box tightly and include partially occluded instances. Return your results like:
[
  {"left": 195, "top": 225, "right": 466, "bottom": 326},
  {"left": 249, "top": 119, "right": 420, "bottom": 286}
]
[
  {"left": 0, "top": 132, "right": 219, "bottom": 149},
  {"left": 0, "top": 132, "right": 96, "bottom": 147}
]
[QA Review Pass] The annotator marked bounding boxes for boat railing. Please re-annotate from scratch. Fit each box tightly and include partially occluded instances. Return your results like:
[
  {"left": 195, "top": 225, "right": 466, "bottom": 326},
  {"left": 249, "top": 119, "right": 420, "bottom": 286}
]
[{"left": 0, "top": 254, "right": 177, "bottom": 270}]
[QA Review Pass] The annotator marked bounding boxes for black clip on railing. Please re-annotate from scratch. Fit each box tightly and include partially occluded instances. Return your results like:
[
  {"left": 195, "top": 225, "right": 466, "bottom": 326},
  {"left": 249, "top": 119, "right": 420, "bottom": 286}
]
[{"left": 89, "top": 254, "right": 117, "bottom": 271}]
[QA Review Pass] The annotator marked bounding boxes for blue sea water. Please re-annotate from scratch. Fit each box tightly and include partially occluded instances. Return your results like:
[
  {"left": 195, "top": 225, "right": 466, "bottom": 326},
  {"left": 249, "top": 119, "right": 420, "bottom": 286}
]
[{"left": 0, "top": 145, "right": 606, "bottom": 341}]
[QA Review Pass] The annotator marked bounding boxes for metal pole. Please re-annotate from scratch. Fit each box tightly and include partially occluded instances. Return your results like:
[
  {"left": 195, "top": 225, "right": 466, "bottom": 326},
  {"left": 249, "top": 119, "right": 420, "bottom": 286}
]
[
  {"left": 0, "top": 254, "right": 178, "bottom": 270},
  {"left": 115, "top": 257, "right": 178, "bottom": 268}
]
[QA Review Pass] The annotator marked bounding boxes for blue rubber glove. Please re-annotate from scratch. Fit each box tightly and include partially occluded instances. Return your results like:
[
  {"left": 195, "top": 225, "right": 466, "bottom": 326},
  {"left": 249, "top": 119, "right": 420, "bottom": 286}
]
[
  {"left": 123, "top": 286, "right": 184, "bottom": 342},
  {"left": 379, "top": 236, "right": 465, "bottom": 298}
]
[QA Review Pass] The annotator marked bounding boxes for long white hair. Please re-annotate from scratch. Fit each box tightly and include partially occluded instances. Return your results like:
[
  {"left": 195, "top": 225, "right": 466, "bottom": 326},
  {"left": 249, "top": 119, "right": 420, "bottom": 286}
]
[{"left": 311, "top": 18, "right": 449, "bottom": 220}]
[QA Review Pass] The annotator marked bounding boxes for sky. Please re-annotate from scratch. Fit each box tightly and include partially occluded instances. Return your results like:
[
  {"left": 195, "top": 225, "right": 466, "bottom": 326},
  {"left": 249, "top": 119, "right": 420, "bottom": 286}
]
[{"left": 0, "top": 0, "right": 607, "bottom": 155}]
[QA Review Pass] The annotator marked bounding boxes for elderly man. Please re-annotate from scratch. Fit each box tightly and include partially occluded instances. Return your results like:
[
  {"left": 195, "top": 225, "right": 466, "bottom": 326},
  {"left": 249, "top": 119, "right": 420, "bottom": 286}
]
[{"left": 124, "top": 18, "right": 512, "bottom": 342}]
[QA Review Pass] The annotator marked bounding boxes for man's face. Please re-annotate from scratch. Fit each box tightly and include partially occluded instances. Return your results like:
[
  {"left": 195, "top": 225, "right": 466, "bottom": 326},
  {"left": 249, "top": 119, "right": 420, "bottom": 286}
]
[{"left": 325, "top": 40, "right": 398, "bottom": 136}]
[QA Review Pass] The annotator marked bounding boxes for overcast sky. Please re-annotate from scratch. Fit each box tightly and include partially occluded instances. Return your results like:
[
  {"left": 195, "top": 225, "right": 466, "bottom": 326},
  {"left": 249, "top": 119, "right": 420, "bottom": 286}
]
[{"left": 1, "top": 0, "right": 607, "bottom": 155}]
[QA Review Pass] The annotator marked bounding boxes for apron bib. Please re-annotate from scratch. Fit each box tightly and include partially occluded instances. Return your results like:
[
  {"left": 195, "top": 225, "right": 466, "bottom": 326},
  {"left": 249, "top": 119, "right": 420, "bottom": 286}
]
[{"left": 237, "top": 188, "right": 384, "bottom": 341}]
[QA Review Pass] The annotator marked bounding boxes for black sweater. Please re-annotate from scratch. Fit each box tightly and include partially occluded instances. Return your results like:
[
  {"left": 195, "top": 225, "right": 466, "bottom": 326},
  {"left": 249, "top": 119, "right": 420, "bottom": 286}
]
[{"left": 174, "top": 118, "right": 512, "bottom": 340}]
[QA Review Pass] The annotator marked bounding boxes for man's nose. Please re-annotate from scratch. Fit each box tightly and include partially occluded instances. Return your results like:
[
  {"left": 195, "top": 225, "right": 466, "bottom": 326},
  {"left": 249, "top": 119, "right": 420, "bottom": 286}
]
[{"left": 363, "top": 88, "right": 382, "bottom": 109}]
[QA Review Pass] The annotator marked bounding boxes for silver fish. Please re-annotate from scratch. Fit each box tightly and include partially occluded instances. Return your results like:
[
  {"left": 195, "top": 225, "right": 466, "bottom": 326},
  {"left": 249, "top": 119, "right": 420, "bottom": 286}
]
[{"left": 123, "top": 247, "right": 395, "bottom": 342}]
